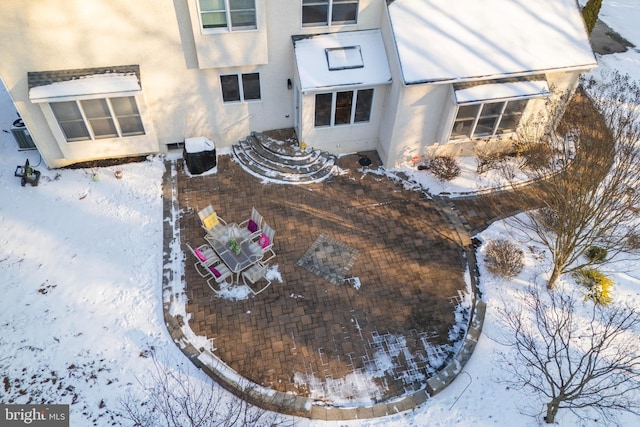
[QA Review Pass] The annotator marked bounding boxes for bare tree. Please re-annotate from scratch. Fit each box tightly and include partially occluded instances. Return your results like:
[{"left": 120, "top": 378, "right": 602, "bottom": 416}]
[
  {"left": 118, "top": 353, "right": 293, "bottom": 427},
  {"left": 495, "top": 286, "right": 640, "bottom": 424},
  {"left": 510, "top": 70, "right": 640, "bottom": 289}
]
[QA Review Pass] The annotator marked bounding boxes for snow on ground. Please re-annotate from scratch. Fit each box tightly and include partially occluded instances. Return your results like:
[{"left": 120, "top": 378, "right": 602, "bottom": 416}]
[{"left": 2, "top": 3, "right": 640, "bottom": 426}]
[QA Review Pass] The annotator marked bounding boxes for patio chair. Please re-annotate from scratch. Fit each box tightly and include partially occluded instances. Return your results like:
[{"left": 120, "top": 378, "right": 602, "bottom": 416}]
[
  {"left": 249, "top": 223, "right": 276, "bottom": 262},
  {"left": 242, "top": 262, "right": 272, "bottom": 295},
  {"left": 186, "top": 242, "right": 221, "bottom": 278},
  {"left": 238, "top": 207, "right": 263, "bottom": 241},
  {"left": 197, "top": 205, "right": 227, "bottom": 239},
  {"left": 206, "top": 263, "right": 233, "bottom": 295}
]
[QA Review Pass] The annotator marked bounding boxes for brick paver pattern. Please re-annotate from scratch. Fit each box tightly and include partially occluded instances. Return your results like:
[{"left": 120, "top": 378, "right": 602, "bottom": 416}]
[{"left": 179, "top": 155, "right": 468, "bottom": 403}]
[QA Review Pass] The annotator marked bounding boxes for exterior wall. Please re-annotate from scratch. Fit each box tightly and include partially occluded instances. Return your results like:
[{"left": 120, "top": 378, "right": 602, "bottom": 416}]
[
  {"left": 297, "top": 86, "right": 388, "bottom": 154},
  {"left": 426, "top": 70, "right": 585, "bottom": 159},
  {"left": 0, "top": 0, "right": 198, "bottom": 167},
  {"left": 186, "top": 0, "right": 268, "bottom": 69},
  {"left": 381, "top": 84, "right": 450, "bottom": 166},
  {"left": 0, "top": 0, "right": 590, "bottom": 169},
  {"left": 379, "top": 68, "right": 586, "bottom": 167},
  {"left": 0, "top": 0, "right": 384, "bottom": 168}
]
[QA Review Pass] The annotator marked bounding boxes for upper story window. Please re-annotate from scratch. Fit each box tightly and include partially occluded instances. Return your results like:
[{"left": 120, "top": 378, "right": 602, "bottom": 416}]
[
  {"left": 50, "top": 96, "right": 144, "bottom": 142},
  {"left": 302, "top": 0, "right": 358, "bottom": 27},
  {"left": 221, "top": 73, "right": 261, "bottom": 102},
  {"left": 199, "top": 0, "right": 257, "bottom": 32}
]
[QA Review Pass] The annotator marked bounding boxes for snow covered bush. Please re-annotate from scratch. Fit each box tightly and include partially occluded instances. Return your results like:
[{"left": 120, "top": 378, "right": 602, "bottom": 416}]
[{"left": 484, "top": 239, "right": 524, "bottom": 279}]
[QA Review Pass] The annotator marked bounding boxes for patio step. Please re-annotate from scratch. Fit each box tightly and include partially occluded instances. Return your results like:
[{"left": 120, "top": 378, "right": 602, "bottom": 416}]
[{"left": 232, "top": 132, "right": 337, "bottom": 184}]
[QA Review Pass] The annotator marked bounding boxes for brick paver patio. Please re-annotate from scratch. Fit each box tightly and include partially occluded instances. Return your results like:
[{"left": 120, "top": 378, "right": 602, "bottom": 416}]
[{"left": 177, "top": 154, "right": 469, "bottom": 405}]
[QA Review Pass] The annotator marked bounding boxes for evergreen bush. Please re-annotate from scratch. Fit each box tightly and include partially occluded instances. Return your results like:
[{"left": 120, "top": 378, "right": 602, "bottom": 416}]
[
  {"left": 582, "top": 0, "right": 603, "bottom": 34},
  {"left": 586, "top": 245, "right": 607, "bottom": 263}
]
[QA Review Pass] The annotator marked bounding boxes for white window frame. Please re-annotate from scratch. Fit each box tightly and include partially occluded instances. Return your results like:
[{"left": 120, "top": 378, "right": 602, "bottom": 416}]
[
  {"left": 302, "top": 0, "right": 359, "bottom": 28},
  {"left": 448, "top": 98, "right": 530, "bottom": 141},
  {"left": 314, "top": 88, "right": 373, "bottom": 128},
  {"left": 197, "top": 0, "right": 257, "bottom": 34},
  {"left": 220, "top": 72, "right": 262, "bottom": 103},
  {"left": 50, "top": 96, "right": 145, "bottom": 143}
]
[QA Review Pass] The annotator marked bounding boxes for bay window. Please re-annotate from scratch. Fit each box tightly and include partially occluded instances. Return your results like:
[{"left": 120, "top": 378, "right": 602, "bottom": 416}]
[
  {"left": 51, "top": 96, "right": 144, "bottom": 142},
  {"left": 450, "top": 99, "right": 529, "bottom": 140}
]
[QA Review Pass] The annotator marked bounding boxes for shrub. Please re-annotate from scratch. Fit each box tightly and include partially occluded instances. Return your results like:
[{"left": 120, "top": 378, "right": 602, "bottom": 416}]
[
  {"left": 626, "top": 232, "right": 640, "bottom": 251},
  {"left": 516, "top": 141, "right": 554, "bottom": 171},
  {"left": 485, "top": 239, "right": 524, "bottom": 279},
  {"left": 586, "top": 246, "right": 607, "bottom": 263},
  {"left": 573, "top": 267, "right": 613, "bottom": 305},
  {"left": 582, "top": 0, "right": 603, "bottom": 34},
  {"left": 428, "top": 156, "right": 461, "bottom": 181}
]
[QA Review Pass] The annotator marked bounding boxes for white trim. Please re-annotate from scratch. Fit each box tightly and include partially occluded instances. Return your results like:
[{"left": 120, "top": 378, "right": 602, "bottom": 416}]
[
  {"left": 197, "top": 0, "right": 257, "bottom": 34},
  {"left": 313, "top": 87, "right": 374, "bottom": 128},
  {"left": 49, "top": 96, "right": 145, "bottom": 143},
  {"left": 301, "top": 0, "right": 359, "bottom": 28},
  {"left": 220, "top": 72, "right": 262, "bottom": 103}
]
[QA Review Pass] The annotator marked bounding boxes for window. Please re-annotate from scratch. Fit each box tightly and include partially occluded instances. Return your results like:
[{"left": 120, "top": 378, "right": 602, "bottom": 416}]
[
  {"left": 450, "top": 99, "right": 529, "bottom": 140},
  {"left": 302, "top": 0, "right": 358, "bottom": 27},
  {"left": 199, "top": 0, "right": 256, "bottom": 31},
  {"left": 221, "top": 73, "right": 261, "bottom": 102},
  {"left": 314, "top": 88, "right": 373, "bottom": 127},
  {"left": 50, "top": 96, "right": 144, "bottom": 142}
]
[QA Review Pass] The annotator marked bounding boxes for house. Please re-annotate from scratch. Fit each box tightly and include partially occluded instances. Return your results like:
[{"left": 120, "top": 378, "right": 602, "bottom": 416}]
[{"left": 0, "top": 0, "right": 596, "bottom": 169}]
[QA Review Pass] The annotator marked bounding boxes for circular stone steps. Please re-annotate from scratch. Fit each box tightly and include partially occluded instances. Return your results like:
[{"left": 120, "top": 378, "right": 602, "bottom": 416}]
[{"left": 232, "top": 131, "right": 337, "bottom": 184}]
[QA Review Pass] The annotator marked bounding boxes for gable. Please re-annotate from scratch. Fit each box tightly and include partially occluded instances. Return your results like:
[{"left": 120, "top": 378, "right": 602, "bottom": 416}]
[{"left": 388, "top": 0, "right": 597, "bottom": 85}]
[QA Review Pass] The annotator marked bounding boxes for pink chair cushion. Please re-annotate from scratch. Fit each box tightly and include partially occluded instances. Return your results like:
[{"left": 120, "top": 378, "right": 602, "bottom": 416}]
[
  {"left": 259, "top": 233, "right": 270, "bottom": 249},
  {"left": 209, "top": 266, "right": 221, "bottom": 277},
  {"left": 248, "top": 219, "right": 258, "bottom": 233},
  {"left": 194, "top": 248, "right": 207, "bottom": 262}
]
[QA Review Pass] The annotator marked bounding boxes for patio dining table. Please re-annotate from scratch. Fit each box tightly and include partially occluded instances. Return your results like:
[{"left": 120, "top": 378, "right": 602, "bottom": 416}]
[{"left": 205, "top": 224, "right": 261, "bottom": 283}]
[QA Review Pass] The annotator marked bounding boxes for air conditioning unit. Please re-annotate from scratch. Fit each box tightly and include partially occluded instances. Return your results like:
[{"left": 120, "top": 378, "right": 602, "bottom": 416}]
[{"left": 11, "top": 118, "right": 37, "bottom": 150}]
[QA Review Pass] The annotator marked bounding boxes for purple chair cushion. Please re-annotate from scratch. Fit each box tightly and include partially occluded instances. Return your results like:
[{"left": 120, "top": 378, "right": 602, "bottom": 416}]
[
  {"left": 248, "top": 219, "right": 258, "bottom": 233},
  {"left": 209, "top": 266, "right": 221, "bottom": 277}
]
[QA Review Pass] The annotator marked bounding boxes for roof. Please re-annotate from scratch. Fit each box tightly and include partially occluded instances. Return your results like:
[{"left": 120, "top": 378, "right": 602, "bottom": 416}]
[
  {"left": 293, "top": 30, "right": 391, "bottom": 91},
  {"left": 388, "top": 0, "right": 597, "bottom": 85},
  {"left": 454, "top": 79, "right": 550, "bottom": 103},
  {"left": 28, "top": 65, "right": 141, "bottom": 101}
]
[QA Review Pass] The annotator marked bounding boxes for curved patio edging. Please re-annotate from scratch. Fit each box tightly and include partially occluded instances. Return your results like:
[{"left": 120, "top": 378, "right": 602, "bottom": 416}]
[{"left": 161, "top": 159, "right": 487, "bottom": 421}]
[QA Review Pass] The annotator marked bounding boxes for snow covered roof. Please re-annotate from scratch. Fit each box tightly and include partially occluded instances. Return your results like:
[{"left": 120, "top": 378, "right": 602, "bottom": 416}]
[
  {"left": 454, "top": 80, "right": 550, "bottom": 104},
  {"left": 28, "top": 65, "right": 141, "bottom": 102},
  {"left": 388, "top": 0, "right": 597, "bottom": 85},
  {"left": 293, "top": 30, "right": 391, "bottom": 91}
]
